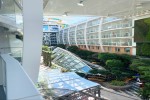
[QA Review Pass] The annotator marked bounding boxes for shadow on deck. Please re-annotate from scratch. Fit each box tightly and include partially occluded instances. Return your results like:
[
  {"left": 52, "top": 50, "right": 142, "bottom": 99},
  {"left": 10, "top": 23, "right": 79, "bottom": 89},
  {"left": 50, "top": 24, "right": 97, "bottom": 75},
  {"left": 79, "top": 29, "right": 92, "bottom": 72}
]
[{"left": 0, "top": 85, "right": 6, "bottom": 100}]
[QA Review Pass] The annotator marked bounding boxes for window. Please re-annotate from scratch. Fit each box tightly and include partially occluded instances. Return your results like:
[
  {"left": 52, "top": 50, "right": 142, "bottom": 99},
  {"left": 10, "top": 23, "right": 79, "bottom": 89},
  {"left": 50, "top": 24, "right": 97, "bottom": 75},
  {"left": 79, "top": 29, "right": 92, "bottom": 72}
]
[
  {"left": 124, "top": 48, "right": 130, "bottom": 53},
  {"left": 108, "top": 47, "right": 111, "bottom": 51},
  {"left": 97, "top": 46, "right": 99, "bottom": 50},
  {"left": 115, "top": 47, "right": 120, "bottom": 52}
]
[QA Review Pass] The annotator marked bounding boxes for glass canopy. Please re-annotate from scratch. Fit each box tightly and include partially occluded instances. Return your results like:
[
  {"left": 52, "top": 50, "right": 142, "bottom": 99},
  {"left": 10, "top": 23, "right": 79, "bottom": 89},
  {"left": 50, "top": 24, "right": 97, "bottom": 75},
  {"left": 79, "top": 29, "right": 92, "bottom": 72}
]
[
  {"left": 52, "top": 47, "right": 92, "bottom": 73},
  {"left": 38, "top": 70, "right": 100, "bottom": 99}
]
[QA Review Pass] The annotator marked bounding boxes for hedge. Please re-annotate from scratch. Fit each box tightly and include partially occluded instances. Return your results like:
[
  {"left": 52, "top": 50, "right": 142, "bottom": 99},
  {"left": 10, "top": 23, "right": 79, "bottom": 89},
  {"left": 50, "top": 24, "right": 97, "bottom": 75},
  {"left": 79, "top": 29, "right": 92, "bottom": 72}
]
[
  {"left": 98, "top": 53, "right": 132, "bottom": 68},
  {"left": 137, "top": 43, "right": 150, "bottom": 57},
  {"left": 110, "top": 80, "right": 126, "bottom": 86}
]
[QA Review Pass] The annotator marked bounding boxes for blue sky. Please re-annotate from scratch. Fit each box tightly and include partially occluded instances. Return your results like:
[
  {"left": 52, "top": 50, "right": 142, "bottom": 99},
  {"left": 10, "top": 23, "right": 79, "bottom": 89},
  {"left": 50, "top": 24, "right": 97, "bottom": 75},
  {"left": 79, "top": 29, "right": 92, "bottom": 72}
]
[{"left": 44, "top": 16, "right": 97, "bottom": 25}]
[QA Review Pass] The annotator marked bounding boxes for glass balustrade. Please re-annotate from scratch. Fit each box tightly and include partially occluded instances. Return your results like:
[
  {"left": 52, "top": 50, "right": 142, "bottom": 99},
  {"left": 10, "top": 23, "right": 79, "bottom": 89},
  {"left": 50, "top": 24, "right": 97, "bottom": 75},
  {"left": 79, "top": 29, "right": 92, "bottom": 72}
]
[{"left": 0, "top": 47, "right": 23, "bottom": 63}]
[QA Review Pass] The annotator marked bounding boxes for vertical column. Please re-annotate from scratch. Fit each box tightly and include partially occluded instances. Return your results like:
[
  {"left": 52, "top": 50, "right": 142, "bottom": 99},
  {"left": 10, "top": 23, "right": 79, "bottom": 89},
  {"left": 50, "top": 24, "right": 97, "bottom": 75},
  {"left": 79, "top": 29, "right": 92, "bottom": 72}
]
[
  {"left": 68, "top": 28, "right": 71, "bottom": 46},
  {"left": 98, "top": 17, "right": 104, "bottom": 52},
  {"left": 75, "top": 25, "right": 78, "bottom": 47},
  {"left": 57, "top": 26, "right": 61, "bottom": 44},
  {"left": 84, "top": 22, "right": 89, "bottom": 50},
  {"left": 131, "top": 19, "right": 136, "bottom": 55},
  {"left": 62, "top": 30, "right": 65, "bottom": 45},
  {"left": 98, "top": 86, "right": 101, "bottom": 98},
  {"left": 22, "top": 0, "right": 43, "bottom": 83}
]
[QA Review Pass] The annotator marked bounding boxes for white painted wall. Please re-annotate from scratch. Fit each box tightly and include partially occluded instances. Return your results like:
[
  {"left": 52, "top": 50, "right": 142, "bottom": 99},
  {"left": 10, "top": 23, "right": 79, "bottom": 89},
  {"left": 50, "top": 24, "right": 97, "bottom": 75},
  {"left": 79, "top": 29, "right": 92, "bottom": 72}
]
[
  {"left": 132, "top": 48, "right": 136, "bottom": 56},
  {"left": 22, "top": 0, "right": 43, "bottom": 83}
]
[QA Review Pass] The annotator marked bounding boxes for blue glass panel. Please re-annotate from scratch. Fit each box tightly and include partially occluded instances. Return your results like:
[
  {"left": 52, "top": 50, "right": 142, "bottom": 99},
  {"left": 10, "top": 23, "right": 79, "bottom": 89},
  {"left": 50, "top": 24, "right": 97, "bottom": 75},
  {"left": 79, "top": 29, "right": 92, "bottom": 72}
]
[
  {"left": 81, "top": 66, "right": 91, "bottom": 72},
  {"left": 43, "top": 25, "right": 49, "bottom": 31}
]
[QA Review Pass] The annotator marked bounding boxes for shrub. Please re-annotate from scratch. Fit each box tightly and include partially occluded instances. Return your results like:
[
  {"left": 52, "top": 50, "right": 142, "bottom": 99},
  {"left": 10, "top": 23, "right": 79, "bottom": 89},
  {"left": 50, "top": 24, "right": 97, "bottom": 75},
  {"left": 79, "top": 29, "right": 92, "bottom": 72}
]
[
  {"left": 110, "top": 80, "right": 126, "bottom": 86},
  {"left": 129, "top": 59, "right": 150, "bottom": 71},
  {"left": 57, "top": 44, "right": 66, "bottom": 49},
  {"left": 106, "top": 59, "right": 132, "bottom": 80},
  {"left": 67, "top": 46, "right": 95, "bottom": 60},
  {"left": 89, "top": 69, "right": 111, "bottom": 75},
  {"left": 139, "top": 83, "right": 150, "bottom": 100},
  {"left": 98, "top": 53, "right": 132, "bottom": 68},
  {"left": 42, "top": 46, "right": 50, "bottom": 51},
  {"left": 61, "top": 68, "right": 69, "bottom": 73},
  {"left": 137, "top": 43, "right": 150, "bottom": 57},
  {"left": 76, "top": 72, "right": 86, "bottom": 77},
  {"left": 67, "top": 46, "right": 79, "bottom": 53},
  {"left": 106, "top": 60, "right": 124, "bottom": 70},
  {"left": 141, "top": 43, "right": 150, "bottom": 57},
  {"left": 98, "top": 53, "right": 118, "bottom": 62}
]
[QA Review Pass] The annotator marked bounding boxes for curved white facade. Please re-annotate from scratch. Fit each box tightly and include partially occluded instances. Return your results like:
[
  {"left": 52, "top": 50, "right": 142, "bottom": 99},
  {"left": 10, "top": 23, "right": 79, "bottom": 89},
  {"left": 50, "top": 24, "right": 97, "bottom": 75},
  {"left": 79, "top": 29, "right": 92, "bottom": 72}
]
[{"left": 58, "top": 17, "right": 136, "bottom": 55}]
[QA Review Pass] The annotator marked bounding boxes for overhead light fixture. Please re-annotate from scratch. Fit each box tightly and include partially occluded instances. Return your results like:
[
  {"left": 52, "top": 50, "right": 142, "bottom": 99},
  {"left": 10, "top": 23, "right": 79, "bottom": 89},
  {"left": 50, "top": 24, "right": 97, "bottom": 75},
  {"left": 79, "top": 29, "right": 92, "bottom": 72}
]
[
  {"left": 62, "top": 12, "right": 68, "bottom": 17},
  {"left": 77, "top": 0, "right": 84, "bottom": 6}
]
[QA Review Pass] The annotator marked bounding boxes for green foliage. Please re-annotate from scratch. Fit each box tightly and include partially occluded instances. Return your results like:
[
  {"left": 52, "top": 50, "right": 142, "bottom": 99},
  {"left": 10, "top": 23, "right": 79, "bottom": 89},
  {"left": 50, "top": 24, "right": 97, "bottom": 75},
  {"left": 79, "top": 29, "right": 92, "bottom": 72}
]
[
  {"left": 134, "top": 18, "right": 150, "bottom": 42},
  {"left": 61, "top": 68, "right": 69, "bottom": 73},
  {"left": 106, "top": 59, "right": 135, "bottom": 80},
  {"left": 130, "top": 59, "right": 150, "bottom": 71},
  {"left": 89, "top": 69, "right": 111, "bottom": 75},
  {"left": 98, "top": 53, "right": 118, "bottom": 62},
  {"left": 42, "top": 46, "right": 50, "bottom": 51},
  {"left": 106, "top": 60, "right": 124, "bottom": 70},
  {"left": 97, "top": 53, "right": 135, "bottom": 80},
  {"left": 67, "top": 46, "right": 78, "bottom": 53},
  {"left": 98, "top": 53, "right": 132, "bottom": 67},
  {"left": 130, "top": 59, "right": 150, "bottom": 99},
  {"left": 57, "top": 44, "right": 66, "bottom": 49},
  {"left": 76, "top": 72, "right": 86, "bottom": 77},
  {"left": 144, "top": 18, "right": 150, "bottom": 24},
  {"left": 139, "top": 83, "right": 150, "bottom": 100},
  {"left": 136, "top": 43, "right": 142, "bottom": 56},
  {"left": 67, "top": 46, "right": 95, "bottom": 60},
  {"left": 141, "top": 43, "right": 150, "bottom": 57},
  {"left": 110, "top": 80, "right": 126, "bottom": 86},
  {"left": 146, "top": 31, "right": 150, "bottom": 41},
  {"left": 137, "top": 43, "right": 150, "bottom": 57},
  {"left": 42, "top": 46, "right": 51, "bottom": 67},
  {"left": 43, "top": 51, "right": 51, "bottom": 67}
]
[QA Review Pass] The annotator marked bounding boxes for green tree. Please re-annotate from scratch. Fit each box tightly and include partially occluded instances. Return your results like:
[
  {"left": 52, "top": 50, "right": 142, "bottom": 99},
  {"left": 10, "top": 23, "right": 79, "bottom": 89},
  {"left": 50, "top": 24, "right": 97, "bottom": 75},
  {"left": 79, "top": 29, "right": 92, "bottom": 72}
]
[
  {"left": 98, "top": 53, "right": 132, "bottom": 68},
  {"left": 130, "top": 59, "right": 150, "bottom": 99},
  {"left": 106, "top": 60, "right": 124, "bottom": 71},
  {"left": 42, "top": 46, "right": 52, "bottom": 67},
  {"left": 106, "top": 60, "right": 125, "bottom": 80}
]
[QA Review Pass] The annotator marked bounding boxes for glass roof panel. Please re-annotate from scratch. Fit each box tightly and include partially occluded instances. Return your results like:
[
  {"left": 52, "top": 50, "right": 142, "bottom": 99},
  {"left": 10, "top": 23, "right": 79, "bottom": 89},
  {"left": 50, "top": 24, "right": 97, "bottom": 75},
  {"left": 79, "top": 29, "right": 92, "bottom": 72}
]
[{"left": 52, "top": 47, "right": 92, "bottom": 73}]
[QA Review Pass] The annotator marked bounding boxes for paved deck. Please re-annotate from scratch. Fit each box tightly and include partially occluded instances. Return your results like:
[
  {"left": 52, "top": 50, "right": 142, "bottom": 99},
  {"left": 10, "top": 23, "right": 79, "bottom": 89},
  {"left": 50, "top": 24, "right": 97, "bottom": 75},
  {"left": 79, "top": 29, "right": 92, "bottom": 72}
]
[
  {"left": 0, "top": 85, "right": 6, "bottom": 100},
  {"left": 101, "top": 87, "right": 141, "bottom": 100}
]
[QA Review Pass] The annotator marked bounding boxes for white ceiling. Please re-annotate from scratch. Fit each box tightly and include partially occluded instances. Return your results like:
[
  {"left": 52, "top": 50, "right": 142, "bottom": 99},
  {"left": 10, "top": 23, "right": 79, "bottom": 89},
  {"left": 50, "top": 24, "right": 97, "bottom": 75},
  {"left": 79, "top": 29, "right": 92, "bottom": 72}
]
[{"left": 44, "top": 0, "right": 150, "bottom": 17}]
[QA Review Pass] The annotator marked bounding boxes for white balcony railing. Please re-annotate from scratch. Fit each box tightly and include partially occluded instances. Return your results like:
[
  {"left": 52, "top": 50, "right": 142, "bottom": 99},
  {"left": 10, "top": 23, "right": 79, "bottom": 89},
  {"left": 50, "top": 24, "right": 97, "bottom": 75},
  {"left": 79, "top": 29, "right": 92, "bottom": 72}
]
[{"left": 0, "top": 54, "right": 43, "bottom": 100}]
